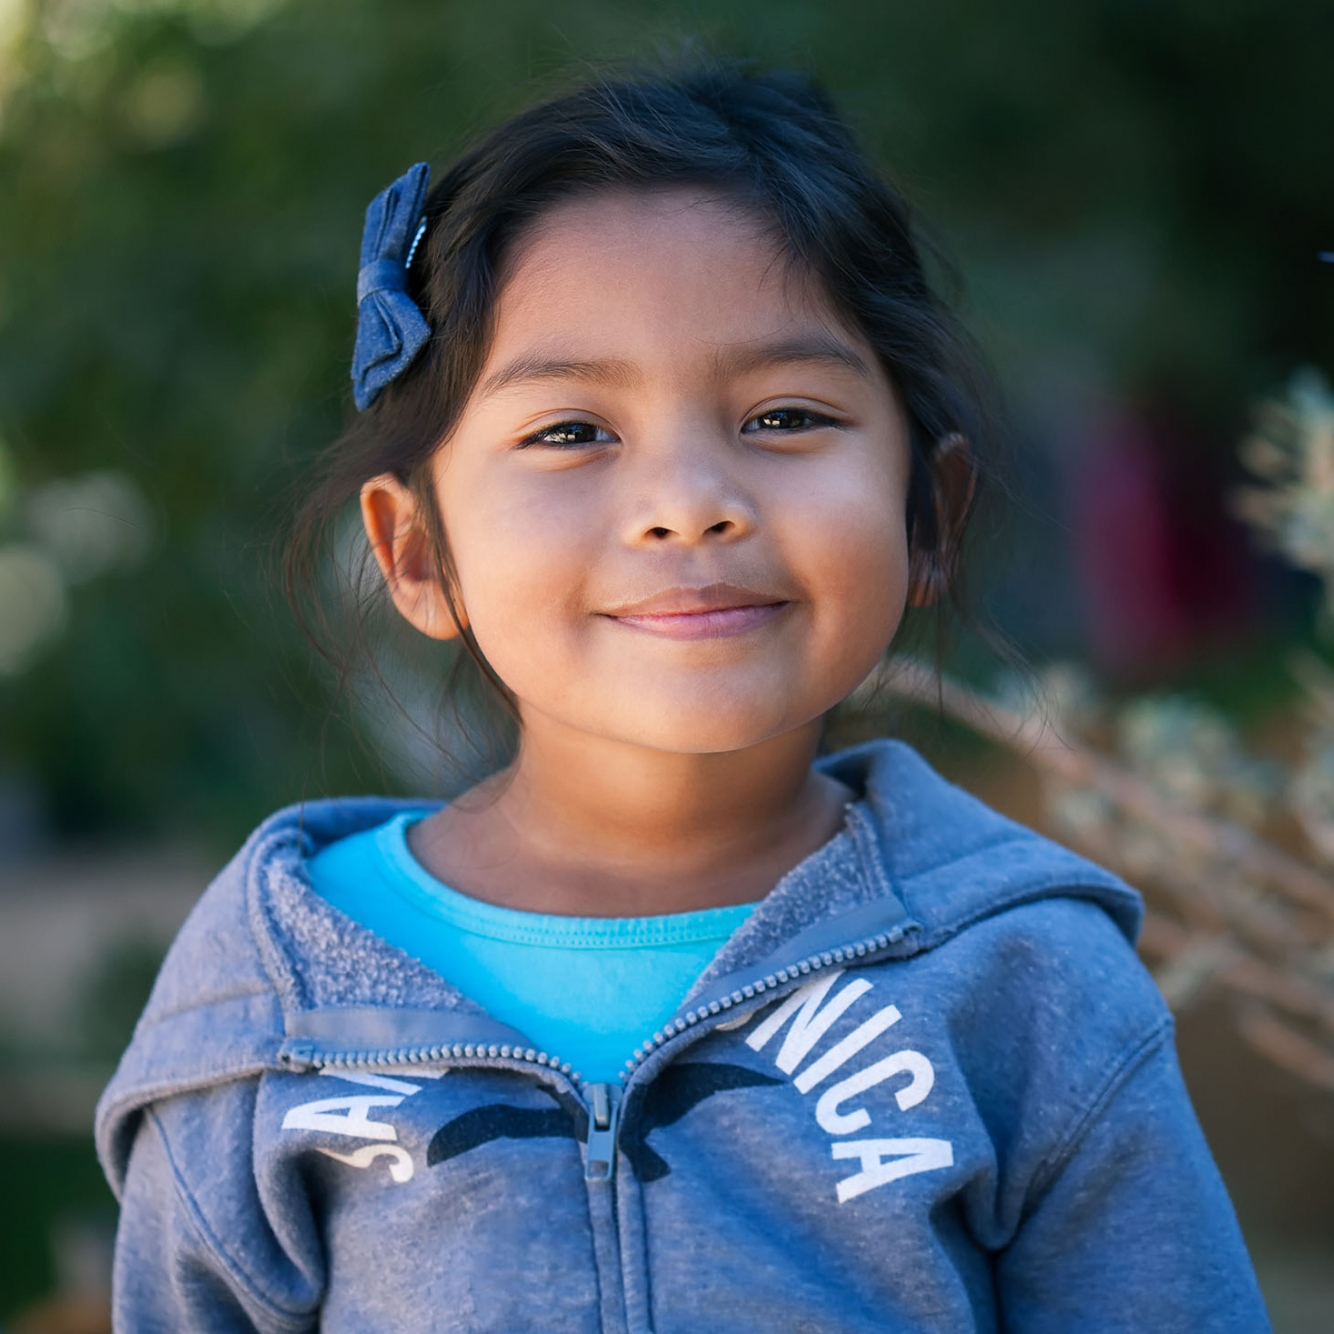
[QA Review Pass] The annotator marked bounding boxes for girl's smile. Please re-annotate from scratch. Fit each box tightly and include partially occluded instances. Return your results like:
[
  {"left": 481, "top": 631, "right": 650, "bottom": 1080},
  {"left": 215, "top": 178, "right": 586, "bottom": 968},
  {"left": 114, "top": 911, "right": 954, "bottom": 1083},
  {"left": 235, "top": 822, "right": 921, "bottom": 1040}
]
[
  {"left": 599, "top": 580, "right": 793, "bottom": 639},
  {"left": 604, "top": 600, "right": 792, "bottom": 640}
]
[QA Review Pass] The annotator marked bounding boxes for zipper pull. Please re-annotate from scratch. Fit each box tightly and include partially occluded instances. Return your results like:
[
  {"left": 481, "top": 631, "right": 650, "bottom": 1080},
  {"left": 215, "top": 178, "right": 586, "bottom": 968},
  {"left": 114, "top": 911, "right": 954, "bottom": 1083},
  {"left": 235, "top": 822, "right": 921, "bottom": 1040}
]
[
  {"left": 279, "top": 1041, "right": 318, "bottom": 1072},
  {"left": 584, "top": 1082, "right": 621, "bottom": 1183}
]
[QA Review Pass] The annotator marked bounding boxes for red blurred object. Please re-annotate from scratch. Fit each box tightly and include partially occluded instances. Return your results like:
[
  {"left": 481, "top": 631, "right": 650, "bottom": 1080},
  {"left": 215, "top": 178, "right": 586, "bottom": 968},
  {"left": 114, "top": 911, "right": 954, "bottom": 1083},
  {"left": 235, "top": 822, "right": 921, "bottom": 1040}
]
[{"left": 1063, "top": 394, "right": 1259, "bottom": 681}]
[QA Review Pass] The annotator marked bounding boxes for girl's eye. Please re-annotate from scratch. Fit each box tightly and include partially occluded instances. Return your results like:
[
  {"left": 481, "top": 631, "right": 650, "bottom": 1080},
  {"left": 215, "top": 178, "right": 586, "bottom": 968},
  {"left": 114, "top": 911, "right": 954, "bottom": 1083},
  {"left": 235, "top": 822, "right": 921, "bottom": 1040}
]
[
  {"left": 744, "top": 407, "right": 838, "bottom": 434},
  {"left": 519, "top": 420, "right": 614, "bottom": 449}
]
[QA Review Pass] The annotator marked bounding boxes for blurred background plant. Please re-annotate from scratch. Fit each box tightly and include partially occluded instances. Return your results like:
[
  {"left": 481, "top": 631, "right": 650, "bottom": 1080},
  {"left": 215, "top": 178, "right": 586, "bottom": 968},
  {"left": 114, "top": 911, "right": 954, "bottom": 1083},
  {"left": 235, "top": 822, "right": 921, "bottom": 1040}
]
[
  {"left": 1, "top": 0, "right": 1333, "bottom": 1328},
  {"left": 844, "top": 367, "right": 1334, "bottom": 1105},
  {"left": 0, "top": 446, "right": 155, "bottom": 677}
]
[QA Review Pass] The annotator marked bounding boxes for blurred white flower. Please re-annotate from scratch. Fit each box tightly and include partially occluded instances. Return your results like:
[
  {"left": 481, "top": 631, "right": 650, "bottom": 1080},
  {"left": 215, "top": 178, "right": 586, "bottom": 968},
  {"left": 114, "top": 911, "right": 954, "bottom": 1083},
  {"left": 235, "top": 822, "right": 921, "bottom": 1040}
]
[
  {"left": 24, "top": 468, "right": 153, "bottom": 585},
  {"left": 1116, "top": 694, "right": 1280, "bottom": 828},
  {"left": 0, "top": 542, "right": 68, "bottom": 674},
  {"left": 1289, "top": 744, "right": 1334, "bottom": 864},
  {"left": 1230, "top": 366, "right": 1334, "bottom": 628},
  {"left": 1046, "top": 783, "right": 1114, "bottom": 842}
]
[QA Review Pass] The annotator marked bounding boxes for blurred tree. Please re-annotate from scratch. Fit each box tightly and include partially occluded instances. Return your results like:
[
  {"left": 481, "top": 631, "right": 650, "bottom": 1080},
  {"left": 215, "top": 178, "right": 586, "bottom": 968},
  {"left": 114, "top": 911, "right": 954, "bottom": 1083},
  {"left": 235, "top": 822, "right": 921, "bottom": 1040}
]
[{"left": 0, "top": 0, "right": 1331, "bottom": 856}]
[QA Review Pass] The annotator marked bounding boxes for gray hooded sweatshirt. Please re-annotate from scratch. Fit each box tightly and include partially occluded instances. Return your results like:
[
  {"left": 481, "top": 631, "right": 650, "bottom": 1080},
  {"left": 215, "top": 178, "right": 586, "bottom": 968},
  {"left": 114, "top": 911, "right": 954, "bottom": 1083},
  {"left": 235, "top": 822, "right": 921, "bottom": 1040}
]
[{"left": 95, "top": 738, "right": 1271, "bottom": 1332}]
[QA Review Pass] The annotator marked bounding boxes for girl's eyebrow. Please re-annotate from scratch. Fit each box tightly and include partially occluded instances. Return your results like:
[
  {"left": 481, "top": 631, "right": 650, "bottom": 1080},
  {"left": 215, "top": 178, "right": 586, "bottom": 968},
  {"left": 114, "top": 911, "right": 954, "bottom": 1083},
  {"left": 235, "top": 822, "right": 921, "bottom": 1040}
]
[{"left": 477, "top": 334, "right": 872, "bottom": 400}]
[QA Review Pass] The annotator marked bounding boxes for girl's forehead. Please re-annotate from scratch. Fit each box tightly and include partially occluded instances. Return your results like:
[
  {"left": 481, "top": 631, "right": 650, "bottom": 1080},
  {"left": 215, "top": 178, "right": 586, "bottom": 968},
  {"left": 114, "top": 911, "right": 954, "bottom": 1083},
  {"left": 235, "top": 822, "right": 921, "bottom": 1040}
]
[
  {"left": 504, "top": 184, "right": 771, "bottom": 266},
  {"left": 487, "top": 186, "right": 865, "bottom": 367}
]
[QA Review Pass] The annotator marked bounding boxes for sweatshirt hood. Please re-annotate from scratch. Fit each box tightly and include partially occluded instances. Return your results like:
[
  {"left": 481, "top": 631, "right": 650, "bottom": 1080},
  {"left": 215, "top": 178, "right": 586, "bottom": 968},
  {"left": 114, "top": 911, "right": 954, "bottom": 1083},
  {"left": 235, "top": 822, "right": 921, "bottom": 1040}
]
[{"left": 94, "top": 737, "right": 1141, "bottom": 1196}]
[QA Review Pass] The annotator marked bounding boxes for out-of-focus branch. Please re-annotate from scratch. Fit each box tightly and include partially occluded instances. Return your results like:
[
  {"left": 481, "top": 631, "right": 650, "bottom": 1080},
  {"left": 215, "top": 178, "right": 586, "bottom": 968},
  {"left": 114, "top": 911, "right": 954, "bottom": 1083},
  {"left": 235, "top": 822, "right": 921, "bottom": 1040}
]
[
  {"left": 1237, "top": 1007, "right": 1334, "bottom": 1093},
  {"left": 849, "top": 657, "right": 1334, "bottom": 922},
  {"left": 1138, "top": 912, "right": 1334, "bottom": 1034}
]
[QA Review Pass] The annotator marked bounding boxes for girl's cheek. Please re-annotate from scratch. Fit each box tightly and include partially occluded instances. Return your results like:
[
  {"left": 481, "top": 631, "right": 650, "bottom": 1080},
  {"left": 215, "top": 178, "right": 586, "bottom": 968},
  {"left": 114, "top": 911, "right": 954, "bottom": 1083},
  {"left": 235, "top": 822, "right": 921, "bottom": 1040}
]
[
  {"left": 441, "top": 470, "right": 564, "bottom": 578},
  {"left": 456, "top": 524, "right": 597, "bottom": 648},
  {"left": 808, "top": 493, "right": 910, "bottom": 630},
  {"left": 790, "top": 463, "right": 907, "bottom": 566}
]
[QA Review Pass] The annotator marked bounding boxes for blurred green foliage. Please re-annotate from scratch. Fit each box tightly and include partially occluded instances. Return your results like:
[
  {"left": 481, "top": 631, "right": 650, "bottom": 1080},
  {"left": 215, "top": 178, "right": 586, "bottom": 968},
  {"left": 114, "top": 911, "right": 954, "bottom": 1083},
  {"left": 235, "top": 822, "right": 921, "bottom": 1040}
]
[
  {"left": 0, "top": 1135, "right": 113, "bottom": 1317},
  {"left": 1, "top": 0, "right": 1332, "bottom": 856}
]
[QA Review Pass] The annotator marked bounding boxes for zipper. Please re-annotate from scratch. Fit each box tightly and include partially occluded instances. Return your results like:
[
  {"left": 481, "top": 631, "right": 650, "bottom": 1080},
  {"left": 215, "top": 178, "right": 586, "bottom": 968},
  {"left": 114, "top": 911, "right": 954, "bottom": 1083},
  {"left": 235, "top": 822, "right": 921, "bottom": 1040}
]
[
  {"left": 278, "top": 1042, "right": 622, "bottom": 1183},
  {"left": 279, "top": 1038, "right": 587, "bottom": 1085},
  {"left": 278, "top": 920, "right": 915, "bottom": 1186},
  {"left": 614, "top": 797, "right": 915, "bottom": 1083},
  {"left": 615, "top": 920, "right": 912, "bottom": 1084},
  {"left": 583, "top": 1082, "right": 621, "bottom": 1182},
  {"left": 279, "top": 919, "right": 909, "bottom": 1087}
]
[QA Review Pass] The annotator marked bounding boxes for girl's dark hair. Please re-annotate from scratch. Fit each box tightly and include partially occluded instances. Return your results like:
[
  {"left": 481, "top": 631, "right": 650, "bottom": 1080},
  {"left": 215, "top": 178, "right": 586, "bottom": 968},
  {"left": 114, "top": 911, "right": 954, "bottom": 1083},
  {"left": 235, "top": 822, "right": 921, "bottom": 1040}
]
[{"left": 281, "top": 56, "right": 1031, "bottom": 793}]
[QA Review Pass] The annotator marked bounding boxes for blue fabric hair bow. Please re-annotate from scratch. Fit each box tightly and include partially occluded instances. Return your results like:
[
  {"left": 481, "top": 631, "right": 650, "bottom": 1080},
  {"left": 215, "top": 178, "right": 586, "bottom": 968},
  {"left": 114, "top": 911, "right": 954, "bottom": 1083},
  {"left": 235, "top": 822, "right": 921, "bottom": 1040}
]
[{"left": 351, "top": 162, "right": 432, "bottom": 411}]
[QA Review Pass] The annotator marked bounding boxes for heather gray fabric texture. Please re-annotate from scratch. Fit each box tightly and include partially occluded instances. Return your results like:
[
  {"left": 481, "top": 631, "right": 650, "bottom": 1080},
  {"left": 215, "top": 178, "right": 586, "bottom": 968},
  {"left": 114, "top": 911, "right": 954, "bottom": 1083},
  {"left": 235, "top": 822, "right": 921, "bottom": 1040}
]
[{"left": 95, "top": 737, "right": 1272, "bottom": 1333}]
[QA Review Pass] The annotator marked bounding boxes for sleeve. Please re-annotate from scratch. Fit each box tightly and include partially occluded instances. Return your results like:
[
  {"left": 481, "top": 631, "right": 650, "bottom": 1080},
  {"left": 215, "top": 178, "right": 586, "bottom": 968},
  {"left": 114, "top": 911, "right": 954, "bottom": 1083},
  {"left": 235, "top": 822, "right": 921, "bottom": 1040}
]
[
  {"left": 995, "top": 1024, "right": 1273, "bottom": 1334},
  {"left": 112, "top": 1103, "right": 316, "bottom": 1334}
]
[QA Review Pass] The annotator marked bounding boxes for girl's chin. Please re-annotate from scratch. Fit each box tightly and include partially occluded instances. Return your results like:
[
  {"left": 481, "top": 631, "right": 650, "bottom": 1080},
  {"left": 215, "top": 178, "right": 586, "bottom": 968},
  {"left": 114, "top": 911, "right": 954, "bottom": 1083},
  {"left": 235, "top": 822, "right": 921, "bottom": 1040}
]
[{"left": 576, "top": 701, "right": 827, "bottom": 754}]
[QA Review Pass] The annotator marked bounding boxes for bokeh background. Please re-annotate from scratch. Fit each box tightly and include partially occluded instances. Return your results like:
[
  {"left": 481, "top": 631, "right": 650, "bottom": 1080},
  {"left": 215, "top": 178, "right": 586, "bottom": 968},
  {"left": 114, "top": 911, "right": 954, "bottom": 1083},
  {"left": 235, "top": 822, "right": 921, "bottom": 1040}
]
[{"left": 2, "top": 0, "right": 1333, "bottom": 1328}]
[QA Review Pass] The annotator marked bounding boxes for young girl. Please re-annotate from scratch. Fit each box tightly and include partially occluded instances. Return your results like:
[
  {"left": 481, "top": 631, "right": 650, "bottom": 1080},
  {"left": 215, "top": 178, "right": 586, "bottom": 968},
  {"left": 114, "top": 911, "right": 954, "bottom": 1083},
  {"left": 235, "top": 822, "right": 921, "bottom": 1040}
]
[{"left": 96, "top": 61, "right": 1271, "bottom": 1332}]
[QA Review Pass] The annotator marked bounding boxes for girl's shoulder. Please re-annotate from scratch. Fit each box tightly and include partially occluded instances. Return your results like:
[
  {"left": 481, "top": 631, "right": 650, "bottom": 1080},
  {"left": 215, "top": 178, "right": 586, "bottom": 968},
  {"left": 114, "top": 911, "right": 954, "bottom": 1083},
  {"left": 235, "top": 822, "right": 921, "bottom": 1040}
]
[{"left": 94, "top": 792, "right": 450, "bottom": 1194}]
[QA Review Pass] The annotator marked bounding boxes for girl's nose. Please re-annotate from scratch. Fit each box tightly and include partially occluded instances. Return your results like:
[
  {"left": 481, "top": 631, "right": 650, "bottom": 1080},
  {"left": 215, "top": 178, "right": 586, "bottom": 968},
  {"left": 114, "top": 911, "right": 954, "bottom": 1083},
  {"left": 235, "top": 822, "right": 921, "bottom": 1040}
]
[{"left": 619, "top": 435, "right": 758, "bottom": 546}]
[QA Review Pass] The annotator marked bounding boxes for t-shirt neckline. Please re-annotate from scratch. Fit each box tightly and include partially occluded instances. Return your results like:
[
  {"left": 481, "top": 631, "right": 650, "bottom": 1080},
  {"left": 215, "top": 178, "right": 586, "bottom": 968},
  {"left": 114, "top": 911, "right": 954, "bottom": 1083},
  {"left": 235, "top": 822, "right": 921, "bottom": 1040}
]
[{"left": 380, "top": 810, "right": 765, "bottom": 949}]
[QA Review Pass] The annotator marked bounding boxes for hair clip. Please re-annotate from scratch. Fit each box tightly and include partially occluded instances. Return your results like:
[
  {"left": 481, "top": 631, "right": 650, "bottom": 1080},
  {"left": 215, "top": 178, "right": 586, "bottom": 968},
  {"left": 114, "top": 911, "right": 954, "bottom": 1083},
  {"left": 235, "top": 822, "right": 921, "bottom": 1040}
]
[
  {"left": 406, "top": 215, "right": 429, "bottom": 269},
  {"left": 350, "top": 162, "right": 432, "bottom": 411}
]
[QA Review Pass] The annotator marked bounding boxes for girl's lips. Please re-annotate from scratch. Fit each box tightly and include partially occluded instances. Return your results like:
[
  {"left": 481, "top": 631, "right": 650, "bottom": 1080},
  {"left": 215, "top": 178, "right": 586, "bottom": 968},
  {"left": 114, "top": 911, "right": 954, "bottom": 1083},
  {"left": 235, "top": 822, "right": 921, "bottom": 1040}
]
[{"left": 606, "top": 602, "right": 790, "bottom": 639}]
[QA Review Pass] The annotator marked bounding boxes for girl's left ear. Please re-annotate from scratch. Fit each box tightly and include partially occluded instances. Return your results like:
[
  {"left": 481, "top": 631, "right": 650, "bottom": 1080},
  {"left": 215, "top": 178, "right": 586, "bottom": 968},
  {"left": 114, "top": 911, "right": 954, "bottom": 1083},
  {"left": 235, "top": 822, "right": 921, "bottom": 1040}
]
[{"left": 906, "top": 433, "right": 977, "bottom": 608}]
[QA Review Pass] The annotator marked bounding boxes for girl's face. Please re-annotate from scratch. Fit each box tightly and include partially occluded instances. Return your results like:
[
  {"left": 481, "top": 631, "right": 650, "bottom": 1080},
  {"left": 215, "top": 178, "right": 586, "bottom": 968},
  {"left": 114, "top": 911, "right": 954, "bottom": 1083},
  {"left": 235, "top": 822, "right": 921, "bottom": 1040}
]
[{"left": 381, "top": 187, "right": 914, "bottom": 755}]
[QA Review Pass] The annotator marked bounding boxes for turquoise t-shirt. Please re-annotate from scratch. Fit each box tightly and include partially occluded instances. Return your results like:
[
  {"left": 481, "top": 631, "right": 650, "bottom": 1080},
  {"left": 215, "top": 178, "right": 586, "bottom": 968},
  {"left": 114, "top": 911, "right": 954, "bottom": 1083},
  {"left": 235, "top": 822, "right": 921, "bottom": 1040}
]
[{"left": 305, "top": 811, "right": 759, "bottom": 1083}]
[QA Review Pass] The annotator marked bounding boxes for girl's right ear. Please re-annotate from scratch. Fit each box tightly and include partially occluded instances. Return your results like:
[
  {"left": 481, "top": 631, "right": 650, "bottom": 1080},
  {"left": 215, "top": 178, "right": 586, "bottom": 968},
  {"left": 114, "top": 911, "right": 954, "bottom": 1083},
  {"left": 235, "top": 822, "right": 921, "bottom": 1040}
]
[{"left": 359, "top": 474, "right": 468, "bottom": 641}]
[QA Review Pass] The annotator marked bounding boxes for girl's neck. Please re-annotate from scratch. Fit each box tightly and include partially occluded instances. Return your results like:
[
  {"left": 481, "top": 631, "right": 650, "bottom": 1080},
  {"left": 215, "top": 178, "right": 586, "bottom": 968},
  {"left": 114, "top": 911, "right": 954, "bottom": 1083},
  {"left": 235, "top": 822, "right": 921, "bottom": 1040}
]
[{"left": 406, "top": 720, "right": 856, "bottom": 917}]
